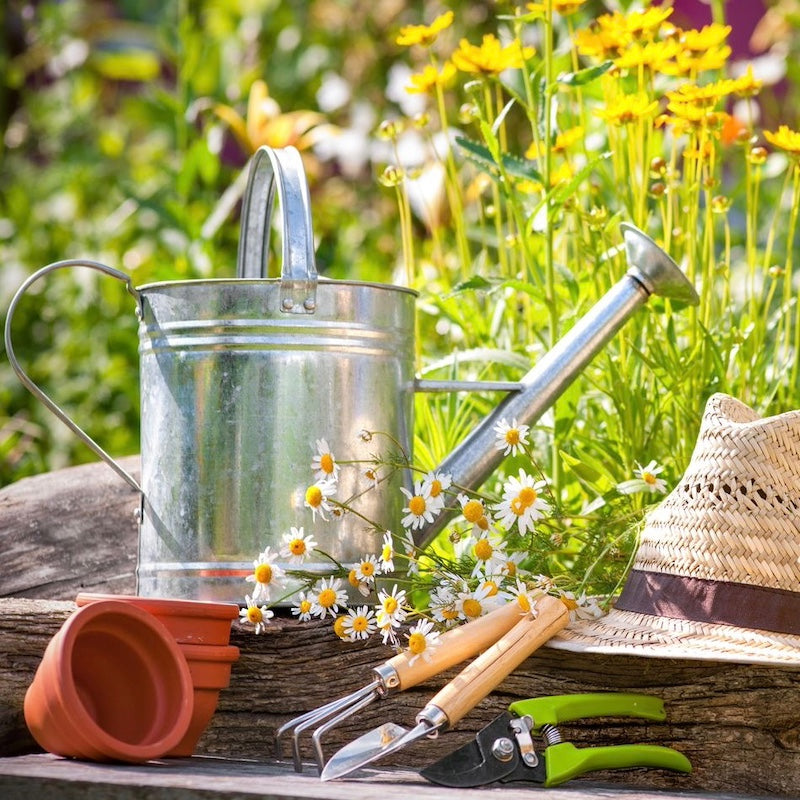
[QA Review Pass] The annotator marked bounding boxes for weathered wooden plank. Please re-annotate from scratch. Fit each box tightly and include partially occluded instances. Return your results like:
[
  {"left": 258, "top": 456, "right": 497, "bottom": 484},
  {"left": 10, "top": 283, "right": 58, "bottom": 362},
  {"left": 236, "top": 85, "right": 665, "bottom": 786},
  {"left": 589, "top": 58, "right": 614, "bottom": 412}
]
[
  {"left": 0, "top": 458, "right": 140, "bottom": 598},
  {"left": 1, "top": 599, "right": 798, "bottom": 797},
  {"left": 0, "top": 752, "right": 778, "bottom": 800}
]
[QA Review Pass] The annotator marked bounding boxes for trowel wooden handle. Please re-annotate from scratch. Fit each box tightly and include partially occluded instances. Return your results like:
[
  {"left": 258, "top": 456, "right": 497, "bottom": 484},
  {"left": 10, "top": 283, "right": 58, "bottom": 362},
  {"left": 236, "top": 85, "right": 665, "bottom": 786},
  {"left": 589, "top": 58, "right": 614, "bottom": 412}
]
[
  {"left": 385, "top": 600, "right": 523, "bottom": 691},
  {"left": 427, "top": 594, "right": 569, "bottom": 728}
]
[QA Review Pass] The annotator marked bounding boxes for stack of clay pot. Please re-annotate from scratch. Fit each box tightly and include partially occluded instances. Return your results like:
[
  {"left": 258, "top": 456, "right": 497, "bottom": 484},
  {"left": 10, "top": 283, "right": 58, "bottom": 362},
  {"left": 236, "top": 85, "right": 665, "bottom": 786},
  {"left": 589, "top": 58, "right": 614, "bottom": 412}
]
[{"left": 24, "top": 593, "right": 239, "bottom": 762}]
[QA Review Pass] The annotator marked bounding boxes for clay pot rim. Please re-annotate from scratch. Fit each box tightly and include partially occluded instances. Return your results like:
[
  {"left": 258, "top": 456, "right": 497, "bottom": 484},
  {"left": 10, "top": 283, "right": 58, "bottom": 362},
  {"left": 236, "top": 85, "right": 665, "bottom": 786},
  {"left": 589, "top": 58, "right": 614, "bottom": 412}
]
[
  {"left": 177, "top": 643, "right": 240, "bottom": 663},
  {"left": 75, "top": 592, "right": 239, "bottom": 620},
  {"left": 53, "top": 599, "right": 194, "bottom": 761}
]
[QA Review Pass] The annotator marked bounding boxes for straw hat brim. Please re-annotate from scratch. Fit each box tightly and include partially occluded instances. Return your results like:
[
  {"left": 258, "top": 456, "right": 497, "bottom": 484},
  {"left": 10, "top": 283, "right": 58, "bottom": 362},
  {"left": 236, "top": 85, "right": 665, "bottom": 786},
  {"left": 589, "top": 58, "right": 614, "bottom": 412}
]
[{"left": 547, "top": 606, "right": 800, "bottom": 666}]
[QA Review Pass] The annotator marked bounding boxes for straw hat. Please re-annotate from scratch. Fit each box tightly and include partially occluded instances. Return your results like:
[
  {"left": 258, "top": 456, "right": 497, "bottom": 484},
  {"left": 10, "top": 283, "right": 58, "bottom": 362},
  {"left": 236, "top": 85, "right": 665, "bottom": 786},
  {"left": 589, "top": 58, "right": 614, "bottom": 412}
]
[{"left": 547, "top": 393, "right": 800, "bottom": 665}]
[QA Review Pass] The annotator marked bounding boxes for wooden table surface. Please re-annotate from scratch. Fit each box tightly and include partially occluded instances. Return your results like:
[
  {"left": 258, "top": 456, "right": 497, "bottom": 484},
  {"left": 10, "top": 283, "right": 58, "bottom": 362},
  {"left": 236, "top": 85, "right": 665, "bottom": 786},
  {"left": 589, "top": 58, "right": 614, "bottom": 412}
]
[{"left": 0, "top": 753, "right": 777, "bottom": 800}]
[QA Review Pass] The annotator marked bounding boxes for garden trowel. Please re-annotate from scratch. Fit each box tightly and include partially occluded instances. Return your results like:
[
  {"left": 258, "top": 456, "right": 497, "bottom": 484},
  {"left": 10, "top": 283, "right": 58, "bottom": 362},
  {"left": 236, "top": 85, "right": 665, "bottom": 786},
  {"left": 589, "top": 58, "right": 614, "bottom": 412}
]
[{"left": 320, "top": 594, "right": 570, "bottom": 781}]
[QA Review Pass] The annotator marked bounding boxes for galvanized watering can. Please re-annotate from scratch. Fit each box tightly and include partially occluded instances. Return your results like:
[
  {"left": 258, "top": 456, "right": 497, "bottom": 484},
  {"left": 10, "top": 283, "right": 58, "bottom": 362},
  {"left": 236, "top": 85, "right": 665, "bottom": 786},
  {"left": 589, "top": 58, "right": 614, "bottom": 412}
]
[{"left": 5, "top": 145, "right": 698, "bottom": 603}]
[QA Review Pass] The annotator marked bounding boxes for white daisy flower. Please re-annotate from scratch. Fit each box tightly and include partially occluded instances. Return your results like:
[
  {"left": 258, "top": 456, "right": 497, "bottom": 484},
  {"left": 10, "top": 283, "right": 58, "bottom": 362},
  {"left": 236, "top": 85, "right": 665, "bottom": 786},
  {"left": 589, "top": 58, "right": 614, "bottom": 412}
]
[
  {"left": 363, "top": 465, "right": 380, "bottom": 489},
  {"left": 375, "top": 584, "right": 408, "bottom": 629},
  {"left": 405, "top": 619, "right": 441, "bottom": 666},
  {"left": 617, "top": 459, "right": 668, "bottom": 495},
  {"left": 422, "top": 470, "right": 452, "bottom": 504},
  {"left": 353, "top": 553, "right": 380, "bottom": 585},
  {"left": 342, "top": 605, "right": 378, "bottom": 641},
  {"left": 304, "top": 478, "right": 337, "bottom": 521},
  {"left": 245, "top": 546, "right": 286, "bottom": 602},
  {"left": 499, "top": 550, "right": 527, "bottom": 580},
  {"left": 400, "top": 481, "right": 437, "bottom": 530},
  {"left": 495, "top": 469, "right": 551, "bottom": 535},
  {"left": 379, "top": 623, "right": 401, "bottom": 648},
  {"left": 511, "top": 578, "right": 541, "bottom": 617},
  {"left": 379, "top": 531, "right": 396, "bottom": 573},
  {"left": 457, "top": 493, "right": 492, "bottom": 534},
  {"left": 309, "top": 577, "right": 348, "bottom": 618},
  {"left": 559, "top": 590, "right": 605, "bottom": 621},
  {"left": 291, "top": 591, "right": 314, "bottom": 622},
  {"left": 456, "top": 582, "right": 494, "bottom": 620},
  {"left": 493, "top": 417, "right": 530, "bottom": 457},
  {"left": 239, "top": 594, "right": 273, "bottom": 634},
  {"left": 429, "top": 584, "right": 461, "bottom": 627},
  {"left": 471, "top": 531, "right": 508, "bottom": 577},
  {"left": 311, "top": 438, "right": 340, "bottom": 481},
  {"left": 280, "top": 527, "right": 317, "bottom": 565}
]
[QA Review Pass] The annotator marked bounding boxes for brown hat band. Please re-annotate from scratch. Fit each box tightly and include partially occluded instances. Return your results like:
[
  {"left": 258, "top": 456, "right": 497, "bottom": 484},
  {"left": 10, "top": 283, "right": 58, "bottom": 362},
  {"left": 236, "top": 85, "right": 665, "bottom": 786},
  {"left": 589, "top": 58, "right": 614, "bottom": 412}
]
[{"left": 615, "top": 570, "right": 800, "bottom": 637}]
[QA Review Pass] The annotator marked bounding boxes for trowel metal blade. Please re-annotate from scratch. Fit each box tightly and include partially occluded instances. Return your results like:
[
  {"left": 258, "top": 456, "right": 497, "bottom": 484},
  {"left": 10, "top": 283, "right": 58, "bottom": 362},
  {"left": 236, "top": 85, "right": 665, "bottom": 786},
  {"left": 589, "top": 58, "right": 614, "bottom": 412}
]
[{"left": 320, "top": 721, "right": 428, "bottom": 781}]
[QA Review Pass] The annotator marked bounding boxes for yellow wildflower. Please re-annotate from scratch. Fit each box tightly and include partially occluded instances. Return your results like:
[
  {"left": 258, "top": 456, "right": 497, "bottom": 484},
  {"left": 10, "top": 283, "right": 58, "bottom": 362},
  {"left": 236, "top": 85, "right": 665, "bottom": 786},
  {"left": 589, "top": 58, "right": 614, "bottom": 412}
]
[
  {"left": 595, "top": 93, "right": 659, "bottom": 126},
  {"left": 212, "top": 80, "right": 325, "bottom": 154},
  {"left": 451, "top": 34, "right": 535, "bottom": 76},
  {"left": 525, "top": 126, "right": 584, "bottom": 159},
  {"left": 621, "top": 6, "right": 674, "bottom": 40},
  {"left": 679, "top": 23, "right": 732, "bottom": 52},
  {"left": 666, "top": 80, "right": 736, "bottom": 110},
  {"left": 663, "top": 45, "right": 732, "bottom": 77},
  {"left": 731, "top": 66, "right": 763, "bottom": 99},
  {"left": 526, "top": 0, "right": 588, "bottom": 16},
  {"left": 406, "top": 62, "right": 457, "bottom": 94},
  {"left": 614, "top": 40, "right": 679, "bottom": 72},
  {"left": 396, "top": 11, "right": 454, "bottom": 48},
  {"left": 573, "top": 27, "right": 625, "bottom": 60},
  {"left": 764, "top": 126, "right": 800, "bottom": 158}
]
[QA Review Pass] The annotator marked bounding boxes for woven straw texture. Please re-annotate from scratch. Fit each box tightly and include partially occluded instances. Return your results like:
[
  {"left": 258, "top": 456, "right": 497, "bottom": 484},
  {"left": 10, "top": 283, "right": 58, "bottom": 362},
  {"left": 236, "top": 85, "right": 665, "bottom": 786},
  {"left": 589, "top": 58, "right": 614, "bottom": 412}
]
[{"left": 548, "top": 393, "right": 800, "bottom": 665}]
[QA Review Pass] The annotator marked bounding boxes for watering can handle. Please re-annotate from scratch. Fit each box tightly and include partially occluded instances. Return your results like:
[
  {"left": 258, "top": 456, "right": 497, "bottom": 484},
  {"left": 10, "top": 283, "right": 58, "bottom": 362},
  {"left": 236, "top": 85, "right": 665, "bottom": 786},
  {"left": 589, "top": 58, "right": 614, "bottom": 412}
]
[
  {"left": 4, "top": 259, "right": 142, "bottom": 493},
  {"left": 236, "top": 145, "right": 319, "bottom": 314}
]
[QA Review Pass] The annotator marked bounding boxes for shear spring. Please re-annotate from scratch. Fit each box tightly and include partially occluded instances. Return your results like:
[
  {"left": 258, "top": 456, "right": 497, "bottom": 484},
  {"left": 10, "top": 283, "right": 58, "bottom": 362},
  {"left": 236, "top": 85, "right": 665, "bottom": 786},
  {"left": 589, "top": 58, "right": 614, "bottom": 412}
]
[{"left": 541, "top": 723, "right": 563, "bottom": 746}]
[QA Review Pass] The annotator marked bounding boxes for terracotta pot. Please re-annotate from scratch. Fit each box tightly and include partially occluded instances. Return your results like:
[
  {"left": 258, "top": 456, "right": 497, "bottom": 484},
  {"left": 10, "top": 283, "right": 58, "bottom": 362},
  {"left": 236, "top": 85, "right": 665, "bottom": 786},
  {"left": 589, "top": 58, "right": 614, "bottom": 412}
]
[
  {"left": 75, "top": 592, "right": 238, "bottom": 645},
  {"left": 167, "top": 643, "right": 240, "bottom": 757},
  {"left": 24, "top": 600, "right": 193, "bottom": 763}
]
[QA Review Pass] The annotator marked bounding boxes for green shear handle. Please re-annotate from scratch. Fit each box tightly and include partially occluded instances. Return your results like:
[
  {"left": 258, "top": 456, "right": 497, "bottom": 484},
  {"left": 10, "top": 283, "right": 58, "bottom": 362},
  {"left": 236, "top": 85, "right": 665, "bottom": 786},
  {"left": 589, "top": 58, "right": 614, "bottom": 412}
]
[{"left": 544, "top": 741, "right": 692, "bottom": 787}]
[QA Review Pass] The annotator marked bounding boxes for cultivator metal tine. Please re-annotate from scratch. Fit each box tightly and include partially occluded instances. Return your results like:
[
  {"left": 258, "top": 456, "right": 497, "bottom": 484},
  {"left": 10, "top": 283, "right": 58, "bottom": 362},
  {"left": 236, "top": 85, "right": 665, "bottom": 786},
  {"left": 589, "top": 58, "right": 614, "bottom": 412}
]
[
  {"left": 311, "top": 687, "right": 382, "bottom": 773},
  {"left": 275, "top": 680, "right": 382, "bottom": 773}
]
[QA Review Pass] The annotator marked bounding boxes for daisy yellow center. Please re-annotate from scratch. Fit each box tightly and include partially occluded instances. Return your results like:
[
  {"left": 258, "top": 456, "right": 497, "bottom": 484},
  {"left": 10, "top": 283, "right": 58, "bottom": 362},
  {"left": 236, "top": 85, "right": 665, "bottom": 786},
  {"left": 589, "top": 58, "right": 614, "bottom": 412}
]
[
  {"left": 560, "top": 595, "right": 579, "bottom": 611},
  {"left": 300, "top": 599, "right": 312, "bottom": 613},
  {"left": 289, "top": 539, "right": 306, "bottom": 556},
  {"left": 505, "top": 429, "right": 521, "bottom": 446},
  {"left": 366, "top": 468, "right": 377, "bottom": 481},
  {"left": 482, "top": 580, "right": 498, "bottom": 597},
  {"left": 477, "top": 516, "right": 489, "bottom": 531},
  {"left": 348, "top": 569, "right": 360, "bottom": 587},
  {"left": 474, "top": 539, "right": 494, "bottom": 561},
  {"left": 510, "top": 498, "right": 526, "bottom": 516},
  {"left": 305, "top": 486, "right": 323, "bottom": 507},
  {"left": 408, "top": 632, "right": 427, "bottom": 655},
  {"left": 381, "top": 544, "right": 393, "bottom": 561},
  {"left": 505, "top": 561, "right": 517, "bottom": 577},
  {"left": 442, "top": 607, "right": 459, "bottom": 620},
  {"left": 351, "top": 615, "right": 369, "bottom": 632},
  {"left": 320, "top": 453, "right": 334, "bottom": 474},
  {"left": 409, "top": 495, "right": 427, "bottom": 515},
  {"left": 518, "top": 487, "right": 537, "bottom": 506},
  {"left": 360, "top": 561, "right": 375, "bottom": 577},
  {"left": 463, "top": 499, "right": 484, "bottom": 523},
  {"left": 462, "top": 598, "right": 482, "bottom": 618},
  {"left": 430, "top": 479, "right": 442, "bottom": 497},
  {"left": 254, "top": 563, "right": 273, "bottom": 584},
  {"left": 383, "top": 596, "right": 398, "bottom": 614},
  {"left": 333, "top": 616, "right": 347, "bottom": 638},
  {"left": 642, "top": 472, "right": 657, "bottom": 485},
  {"left": 247, "top": 606, "right": 263, "bottom": 624},
  {"left": 318, "top": 588, "right": 337, "bottom": 608},
  {"left": 517, "top": 594, "right": 531, "bottom": 613}
]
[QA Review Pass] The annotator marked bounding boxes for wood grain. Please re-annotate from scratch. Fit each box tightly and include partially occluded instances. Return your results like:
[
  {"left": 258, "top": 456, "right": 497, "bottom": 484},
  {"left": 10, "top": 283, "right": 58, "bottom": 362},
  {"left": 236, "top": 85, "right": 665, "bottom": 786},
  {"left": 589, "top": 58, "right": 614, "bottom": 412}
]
[{"left": 1, "top": 459, "right": 798, "bottom": 796}]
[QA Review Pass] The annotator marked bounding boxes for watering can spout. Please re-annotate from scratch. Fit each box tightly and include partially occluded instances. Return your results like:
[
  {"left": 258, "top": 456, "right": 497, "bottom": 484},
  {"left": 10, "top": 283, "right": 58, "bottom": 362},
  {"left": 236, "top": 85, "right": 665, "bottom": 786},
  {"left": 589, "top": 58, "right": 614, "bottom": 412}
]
[{"left": 415, "top": 223, "right": 698, "bottom": 551}]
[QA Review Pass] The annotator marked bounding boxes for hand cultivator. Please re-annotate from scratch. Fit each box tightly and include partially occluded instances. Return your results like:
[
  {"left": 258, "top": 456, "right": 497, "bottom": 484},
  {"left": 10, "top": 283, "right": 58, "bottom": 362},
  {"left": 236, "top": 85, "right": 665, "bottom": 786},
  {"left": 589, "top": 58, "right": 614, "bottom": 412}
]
[{"left": 275, "top": 600, "right": 525, "bottom": 772}]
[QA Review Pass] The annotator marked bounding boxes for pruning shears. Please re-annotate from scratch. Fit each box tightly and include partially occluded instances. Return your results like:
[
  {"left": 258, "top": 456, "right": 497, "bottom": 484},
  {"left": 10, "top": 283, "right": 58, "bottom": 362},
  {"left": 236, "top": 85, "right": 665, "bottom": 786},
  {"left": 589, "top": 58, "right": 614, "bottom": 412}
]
[{"left": 420, "top": 693, "right": 692, "bottom": 788}]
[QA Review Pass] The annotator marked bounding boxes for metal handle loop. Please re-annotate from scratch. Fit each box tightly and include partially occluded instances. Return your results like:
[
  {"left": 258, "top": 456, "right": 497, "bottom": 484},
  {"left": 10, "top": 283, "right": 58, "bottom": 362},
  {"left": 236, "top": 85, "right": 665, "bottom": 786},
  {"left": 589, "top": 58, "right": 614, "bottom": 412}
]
[
  {"left": 236, "top": 145, "right": 318, "bottom": 314},
  {"left": 4, "top": 259, "right": 142, "bottom": 492}
]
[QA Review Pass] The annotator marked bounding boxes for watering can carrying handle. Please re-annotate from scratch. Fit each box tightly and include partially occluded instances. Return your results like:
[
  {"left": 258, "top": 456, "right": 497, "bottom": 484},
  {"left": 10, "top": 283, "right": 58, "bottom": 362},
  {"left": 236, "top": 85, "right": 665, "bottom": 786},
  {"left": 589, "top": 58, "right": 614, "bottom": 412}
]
[
  {"left": 4, "top": 259, "right": 143, "bottom": 493},
  {"left": 237, "top": 145, "right": 319, "bottom": 314}
]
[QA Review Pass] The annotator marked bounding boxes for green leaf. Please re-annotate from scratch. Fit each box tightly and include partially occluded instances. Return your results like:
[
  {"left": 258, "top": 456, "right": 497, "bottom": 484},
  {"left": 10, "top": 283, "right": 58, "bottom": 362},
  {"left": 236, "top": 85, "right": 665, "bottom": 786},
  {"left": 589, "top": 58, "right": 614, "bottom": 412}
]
[
  {"left": 455, "top": 136, "right": 544, "bottom": 184},
  {"left": 557, "top": 60, "right": 614, "bottom": 87},
  {"left": 452, "top": 275, "right": 496, "bottom": 292}
]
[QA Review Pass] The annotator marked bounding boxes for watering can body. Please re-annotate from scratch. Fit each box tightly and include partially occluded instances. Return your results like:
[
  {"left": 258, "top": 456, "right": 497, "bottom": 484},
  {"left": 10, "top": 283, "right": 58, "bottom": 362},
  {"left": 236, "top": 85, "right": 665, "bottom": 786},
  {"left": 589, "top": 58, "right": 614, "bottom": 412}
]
[{"left": 4, "top": 145, "right": 698, "bottom": 605}]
